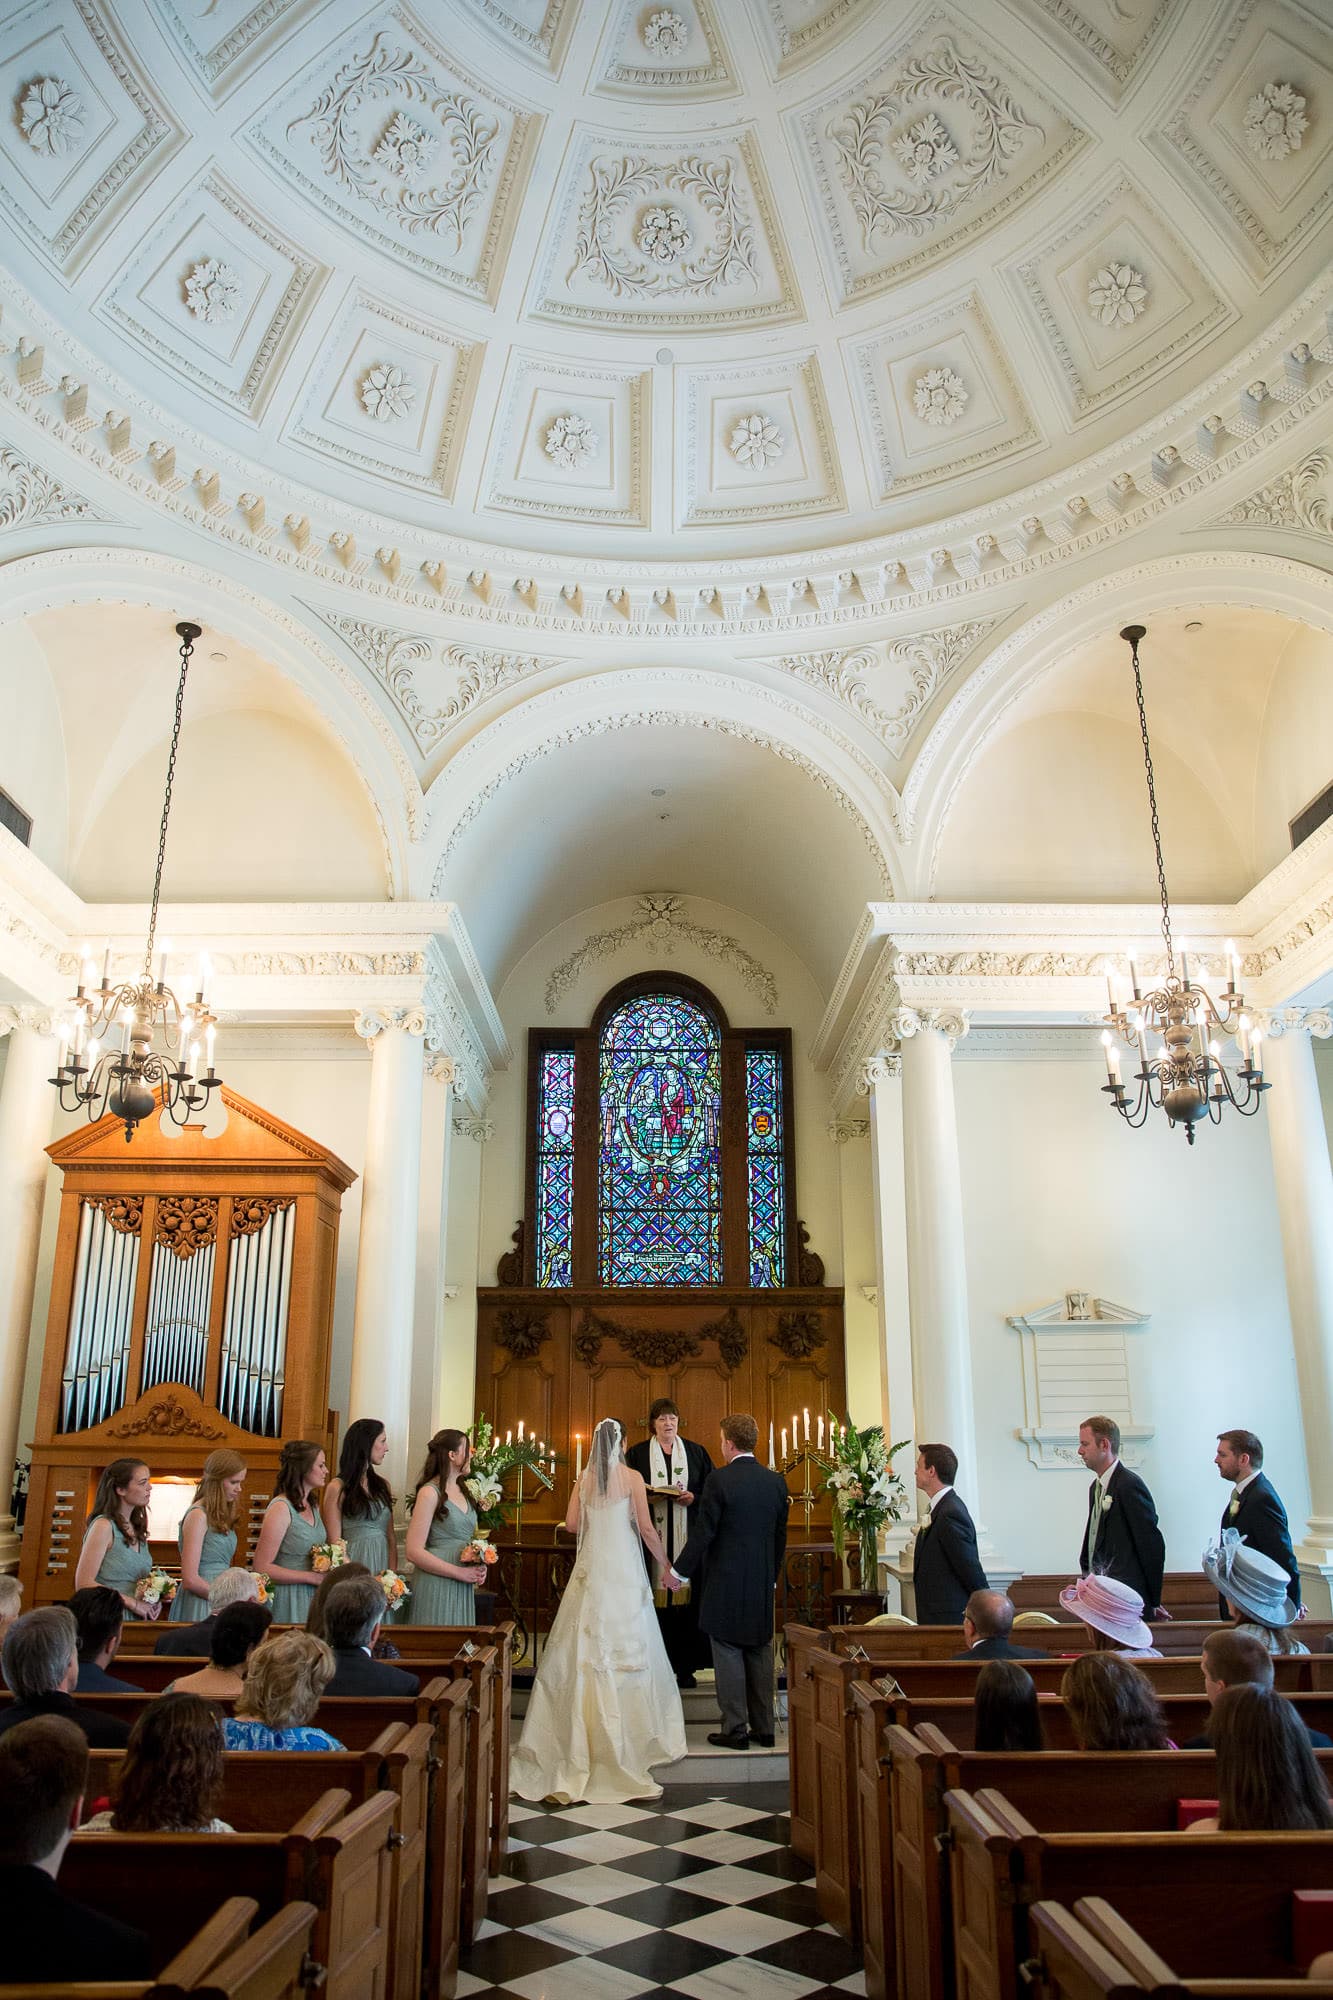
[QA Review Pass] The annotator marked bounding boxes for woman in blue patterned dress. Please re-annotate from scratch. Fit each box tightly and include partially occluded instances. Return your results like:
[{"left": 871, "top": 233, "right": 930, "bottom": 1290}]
[
  {"left": 406, "top": 1429, "right": 487, "bottom": 1626},
  {"left": 74, "top": 1459, "right": 157, "bottom": 1619},
  {"left": 221, "top": 1630, "right": 343, "bottom": 1752},
  {"left": 170, "top": 1448, "right": 246, "bottom": 1623},
  {"left": 323, "top": 1418, "right": 399, "bottom": 1615},
  {"left": 251, "top": 1440, "right": 329, "bottom": 1625}
]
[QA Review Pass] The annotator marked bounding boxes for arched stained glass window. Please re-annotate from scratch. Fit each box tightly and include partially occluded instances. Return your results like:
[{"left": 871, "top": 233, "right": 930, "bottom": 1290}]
[{"left": 598, "top": 994, "right": 722, "bottom": 1286}]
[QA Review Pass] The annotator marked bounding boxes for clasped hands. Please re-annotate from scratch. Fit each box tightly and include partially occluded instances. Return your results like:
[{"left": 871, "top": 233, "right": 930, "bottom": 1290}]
[{"left": 661, "top": 1566, "right": 686, "bottom": 1592}]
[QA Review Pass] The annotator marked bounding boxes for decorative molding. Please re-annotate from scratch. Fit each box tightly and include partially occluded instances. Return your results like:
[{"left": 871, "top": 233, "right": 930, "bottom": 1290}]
[
  {"left": 322, "top": 612, "right": 549, "bottom": 751},
  {"left": 1217, "top": 450, "right": 1332, "bottom": 534},
  {"left": 1252, "top": 1006, "right": 1333, "bottom": 1041},
  {"left": 493, "top": 1306, "right": 550, "bottom": 1361},
  {"left": 543, "top": 413, "right": 598, "bottom": 468},
  {"left": 154, "top": 1195, "right": 217, "bottom": 1259},
  {"left": 728, "top": 412, "right": 785, "bottom": 470},
  {"left": 0, "top": 1003, "right": 58, "bottom": 1038},
  {"left": 107, "top": 1394, "right": 224, "bottom": 1440},
  {"left": 643, "top": 11, "right": 689, "bottom": 57},
  {"left": 0, "top": 445, "right": 99, "bottom": 532},
  {"left": 88, "top": 1194, "right": 144, "bottom": 1235},
  {"left": 769, "top": 1309, "right": 824, "bottom": 1359},
  {"left": 1087, "top": 263, "right": 1147, "bottom": 327},
  {"left": 826, "top": 1116, "right": 870, "bottom": 1141},
  {"left": 572, "top": 157, "right": 755, "bottom": 303},
  {"left": 775, "top": 619, "right": 995, "bottom": 754},
  {"left": 1008, "top": 1293, "right": 1152, "bottom": 1470},
  {"left": 544, "top": 893, "right": 778, "bottom": 1015},
  {"left": 360, "top": 363, "right": 415, "bottom": 423},
  {"left": 497, "top": 1220, "right": 525, "bottom": 1286},
  {"left": 353, "top": 1004, "right": 429, "bottom": 1039},
  {"left": 184, "top": 259, "right": 241, "bottom": 324},
  {"left": 425, "top": 1050, "right": 458, "bottom": 1085},
  {"left": 857, "top": 1055, "right": 901, "bottom": 1092},
  {"left": 18, "top": 78, "right": 86, "bottom": 157},
  {"left": 888, "top": 1005, "right": 969, "bottom": 1050},
  {"left": 796, "top": 1221, "right": 825, "bottom": 1288},
  {"left": 453, "top": 1114, "right": 495, "bottom": 1141},
  {"left": 913, "top": 367, "right": 968, "bottom": 427},
  {"left": 573, "top": 1304, "right": 748, "bottom": 1373},
  {"left": 1243, "top": 82, "right": 1309, "bottom": 163}
]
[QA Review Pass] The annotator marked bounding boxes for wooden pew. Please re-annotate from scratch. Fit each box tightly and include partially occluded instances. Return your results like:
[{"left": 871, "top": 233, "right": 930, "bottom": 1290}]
[
  {"left": 1037, "top": 1897, "right": 1333, "bottom": 1999},
  {"left": 0, "top": 1898, "right": 322, "bottom": 2000},
  {"left": 1009, "top": 1572, "right": 1221, "bottom": 1621},
  {"left": 852, "top": 1681, "right": 896, "bottom": 2000},
  {"left": 60, "top": 1790, "right": 397, "bottom": 2000},
  {"left": 945, "top": 1789, "right": 1333, "bottom": 2000}
]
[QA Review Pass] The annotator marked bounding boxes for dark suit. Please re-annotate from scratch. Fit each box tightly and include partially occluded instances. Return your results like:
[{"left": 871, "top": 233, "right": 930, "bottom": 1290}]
[
  {"left": 674, "top": 1454, "right": 789, "bottom": 1742},
  {"left": 154, "top": 1614, "right": 216, "bottom": 1656},
  {"left": 325, "top": 1648, "right": 419, "bottom": 1696},
  {"left": 952, "top": 1635, "right": 1046, "bottom": 1661},
  {"left": 1079, "top": 1461, "right": 1165, "bottom": 1611},
  {"left": 625, "top": 1435, "right": 714, "bottom": 1681},
  {"left": 75, "top": 1658, "right": 138, "bottom": 1693},
  {"left": 0, "top": 1865, "right": 150, "bottom": 1983},
  {"left": 0, "top": 1690, "right": 131, "bottom": 1749},
  {"left": 1183, "top": 1718, "right": 1331, "bottom": 1751},
  {"left": 1219, "top": 1473, "right": 1301, "bottom": 1615},
  {"left": 912, "top": 1490, "right": 988, "bottom": 1624}
]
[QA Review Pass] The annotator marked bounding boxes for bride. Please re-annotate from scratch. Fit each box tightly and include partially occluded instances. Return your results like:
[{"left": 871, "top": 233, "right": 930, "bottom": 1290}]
[{"left": 510, "top": 1416, "right": 688, "bottom": 1804}]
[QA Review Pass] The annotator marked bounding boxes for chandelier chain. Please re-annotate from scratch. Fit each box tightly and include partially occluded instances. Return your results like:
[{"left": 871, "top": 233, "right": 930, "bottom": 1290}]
[
  {"left": 1127, "top": 629, "right": 1174, "bottom": 972},
  {"left": 141, "top": 625, "right": 194, "bottom": 985}
]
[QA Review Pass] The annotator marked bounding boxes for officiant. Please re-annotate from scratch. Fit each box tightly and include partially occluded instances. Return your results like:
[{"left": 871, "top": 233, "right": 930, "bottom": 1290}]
[{"left": 626, "top": 1399, "right": 714, "bottom": 1689}]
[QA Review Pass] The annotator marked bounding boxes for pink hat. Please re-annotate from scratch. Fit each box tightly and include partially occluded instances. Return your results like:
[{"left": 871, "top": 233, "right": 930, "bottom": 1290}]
[{"left": 1058, "top": 1572, "right": 1152, "bottom": 1650}]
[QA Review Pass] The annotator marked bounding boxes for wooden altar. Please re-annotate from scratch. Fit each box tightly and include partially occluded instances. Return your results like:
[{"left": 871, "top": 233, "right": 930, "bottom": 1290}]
[{"left": 20, "top": 1087, "right": 355, "bottom": 1607}]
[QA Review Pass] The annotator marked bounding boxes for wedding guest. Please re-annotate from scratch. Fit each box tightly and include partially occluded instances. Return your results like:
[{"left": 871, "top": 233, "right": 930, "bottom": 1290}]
[
  {"left": 323, "top": 1419, "right": 399, "bottom": 1607},
  {"left": 306, "top": 1561, "right": 403, "bottom": 1659},
  {"left": 74, "top": 1459, "right": 156, "bottom": 1618},
  {"left": 1060, "top": 1652, "right": 1173, "bottom": 1751},
  {"left": 82, "top": 1694, "right": 232, "bottom": 1833},
  {"left": 626, "top": 1399, "right": 714, "bottom": 1689},
  {"left": 406, "top": 1430, "right": 486, "bottom": 1625},
  {"left": 0, "top": 1575, "right": 21, "bottom": 1646},
  {"left": 1076, "top": 1417, "right": 1165, "bottom": 1618},
  {"left": 1059, "top": 1572, "right": 1162, "bottom": 1657},
  {"left": 323, "top": 1577, "right": 419, "bottom": 1695},
  {"left": 170, "top": 1449, "right": 246, "bottom": 1625},
  {"left": 153, "top": 1566, "right": 262, "bottom": 1656},
  {"left": 954, "top": 1590, "right": 1045, "bottom": 1660},
  {"left": 165, "top": 1601, "right": 272, "bottom": 1699},
  {"left": 1203, "top": 1532, "right": 1308, "bottom": 1654},
  {"left": 1213, "top": 1430, "right": 1301, "bottom": 1615},
  {"left": 251, "top": 1440, "right": 330, "bottom": 1625},
  {"left": 1179, "top": 1629, "right": 1331, "bottom": 1750},
  {"left": 0, "top": 1608, "right": 131, "bottom": 1748},
  {"left": 912, "top": 1444, "right": 988, "bottom": 1625},
  {"left": 975, "top": 1662, "right": 1046, "bottom": 1751},
  {"left": 67, "top": 1588, "right": 136, "bottom": 1693},
  {"left": 0, "top": 1716, "right": 150, "bottom": 1981},
  {"left": 222, "top": 1631, "right": 343, "bottom": 1751},
  {"left": 1187, "top": 1684, "right": 1333, "bottom": 1833}
]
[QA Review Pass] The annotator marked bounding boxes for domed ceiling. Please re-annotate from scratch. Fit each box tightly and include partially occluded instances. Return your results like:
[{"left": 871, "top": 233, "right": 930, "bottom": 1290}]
[{"left": 1, "top": 0, "right": 1331, "bottom": 587}]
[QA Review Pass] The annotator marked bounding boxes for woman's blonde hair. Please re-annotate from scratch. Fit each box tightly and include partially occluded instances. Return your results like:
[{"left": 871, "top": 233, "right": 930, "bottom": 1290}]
[
  {"left": 238, "top": 1630, "right": 334, "bottom": 1730},
  {"left": 192, "top": 1449, "right": 247, "bottom": 1536}
]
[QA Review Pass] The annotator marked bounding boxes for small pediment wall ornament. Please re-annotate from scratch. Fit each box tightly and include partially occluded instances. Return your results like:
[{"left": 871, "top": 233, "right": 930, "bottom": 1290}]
[
  {"left": 1007, "top": 1289, "right": 1153, "bottom": 1469},
  {"left": 769, "top": 1310, "right": 825, "bottom": 1359},
  {"left": 154, "top": 1194, "right": 218, "bottom": 1258},
  {"left": 796, "top": 1221, "right": 825, "bottom": 1288},
  {"left": 493, "top": 1307, "right": 550, "bottom": 1361},
  {"left": 545, "top": 894, "right": 778, "bottom": 1016},
  {"left": 497, "top": 1221, "right": 524, "bottom": 1286},
  {"left": 573, "top": 1306, "right": 748, "bottom": 1373},
  {"left": 106, "top": 1392, "right": 225, "bottom": 1441}
]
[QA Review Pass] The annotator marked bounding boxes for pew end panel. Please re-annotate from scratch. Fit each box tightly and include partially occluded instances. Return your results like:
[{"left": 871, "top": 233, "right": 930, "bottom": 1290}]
[
  {"left": 886, "top": 1725, "right": 951, "bottom": 2000},
  {"left": 181, "top": 1899, "right": 322, "bottom": 2000},
  {"left": 943, "top": 1790, "right": 1038, "bottom": 2000},
  {"left": 850, "top": 1684, "right": 896, "bottom": 2000},
  {"left": 785, "top": 1623, "right": 835, "bottom": 1861},
  {"left": 307, "top": 1789, "right": 399, "bottom": 2000},
  {"left": 153, "top": 1898, "right": 260, "bottom": 1988},
  {"left": 1028, "top": 1899, "right": 1162, "bottom": 2000}
]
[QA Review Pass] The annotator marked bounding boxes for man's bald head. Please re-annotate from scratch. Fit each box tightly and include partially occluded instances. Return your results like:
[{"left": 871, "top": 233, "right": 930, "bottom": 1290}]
[{"left": 964, "top": 1591, "right": 1015, "bottom": 1640}]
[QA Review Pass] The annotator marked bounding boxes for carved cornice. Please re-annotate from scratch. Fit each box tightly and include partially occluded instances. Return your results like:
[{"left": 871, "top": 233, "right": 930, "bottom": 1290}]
[
  {"left": 0, "top": 443, "right": 101, "bottom": 530},
  {"left": 1252, "top": 1007, "right": 1333, "bottom": 1040},
  {"left": 857, "top": 1055, "right": 901, "bottom": 1092},
  {"left": 827, "top": 1115, "right": 871, "bottom": 1140},
  {"left": 1216, "top": 448, "right": 1332, "bottom": 534},
  {"left": 353, "top": 1004, "right": 429, "bottom": 1040},
  {"left": 544, "top": 893, "right": 778, "bottom": 1016},
  {"left": 889, "top": 1007, "right": 970, "bottom": 1050},
  {"left": 0, "top": 1003, "right": 58, "bottom": 1038},
  {"left": 452, "top": 1114, "right": 495, "bottom": 1141}
]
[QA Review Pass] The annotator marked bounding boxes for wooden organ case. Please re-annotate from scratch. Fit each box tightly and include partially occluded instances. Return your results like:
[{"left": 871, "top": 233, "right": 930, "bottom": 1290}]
[{"left": 21, "top": 1087, "right": 355, "bottom": 1607}]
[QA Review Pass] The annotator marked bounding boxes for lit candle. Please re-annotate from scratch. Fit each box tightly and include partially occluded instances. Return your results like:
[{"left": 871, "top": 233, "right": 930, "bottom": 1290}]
[
  {"left": 1238, "top": 1015, "right": 1252, "bottom": 1065},
  {"left": 803, "top": 1407, "right": 810, "bottom": 1443},
  {"left": 781, "top": 1426, "right": 788, "bottom": 1462},
  {"left": 1251, "top": 1028, "right": 1263, "bottom": 1075},
  {"left": 1100, "top": 1030, "right": 1120, "bottom": 1084},
  {"left": 817, "top": 1414, "right": 825, "bottom": 1452},
  {"left": 1127, "top": 950, "right": 1141, "bottom": 1002},
  {"left": 205, "top": 1023, "right": 216, "bottom": 1072},
  {"left": 768, "top": 1421, "right": 775, "bottom": 1466},
  {"left": 575, "top": 1434, "right": 582, "bottom": 1478},
  {"left": 792, "top": 1412, "right": 799, "bottom": 1451},
  {"left": 518, "top": 1419, "right": 524, "bottom": 1442},
  {"left": 505, "top": 1429, "right": 512, "bottom": 1446},
  {"left": 102, "top": 945, "right": 112, "bottom": 988},
  {"left": 1226, "top": 939, "right": 1240, "bottom": 993}
]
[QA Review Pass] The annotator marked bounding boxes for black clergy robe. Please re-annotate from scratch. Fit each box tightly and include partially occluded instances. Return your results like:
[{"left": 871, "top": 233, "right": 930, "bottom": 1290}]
[{"left": 625, "top": 1434, "right": 714, "bottom": 1681}]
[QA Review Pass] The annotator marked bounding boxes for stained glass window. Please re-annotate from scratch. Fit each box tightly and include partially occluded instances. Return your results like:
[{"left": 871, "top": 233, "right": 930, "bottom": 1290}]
[
  {"left": 598, "top": 995, "right": 721, "bottom": 1286},
  {"left": 745, "top": 1046, "right": 786, "bottom": 1286},
  {"left": 535, "top": 1046, "right": 576, "bottom": 1287}
]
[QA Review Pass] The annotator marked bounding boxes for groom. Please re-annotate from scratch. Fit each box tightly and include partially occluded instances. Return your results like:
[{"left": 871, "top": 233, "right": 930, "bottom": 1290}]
[{"left": 668, "top": 1413, "right": 790, "bottom": 1751}]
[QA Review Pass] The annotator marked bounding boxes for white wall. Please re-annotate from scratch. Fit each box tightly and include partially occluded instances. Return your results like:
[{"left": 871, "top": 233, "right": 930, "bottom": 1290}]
[{"left": 0, "top": 624, "right": 68, "bottom": 877}]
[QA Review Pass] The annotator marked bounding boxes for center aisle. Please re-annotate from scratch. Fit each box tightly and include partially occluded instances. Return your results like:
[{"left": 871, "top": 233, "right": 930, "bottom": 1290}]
[{"left": 457, "top": 1779, "right": 866, "bottom": 1999}]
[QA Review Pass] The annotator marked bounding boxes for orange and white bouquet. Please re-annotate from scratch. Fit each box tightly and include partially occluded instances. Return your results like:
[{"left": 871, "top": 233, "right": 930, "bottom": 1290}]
[
  {"left": 134, "top": 1568, "right": 178, "bottom": 1608},
  {"left": 252, "top": 1572, "right": 272, "bottom": 1606},
  {"left": 309, "top": 1540, "right": 348, "bottom": 1573},
  {"left": 377, "top": 1569, "right": 412, "bottom": 1610},
  {"left": 459, "top": 1533, "right": 499, "bottom": 1568}
]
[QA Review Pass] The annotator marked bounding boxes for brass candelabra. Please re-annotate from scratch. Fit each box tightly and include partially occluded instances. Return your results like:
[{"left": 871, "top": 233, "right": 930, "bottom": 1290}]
[{"left": 778, "top": 1443, "right": 833, "bottom": 1534}]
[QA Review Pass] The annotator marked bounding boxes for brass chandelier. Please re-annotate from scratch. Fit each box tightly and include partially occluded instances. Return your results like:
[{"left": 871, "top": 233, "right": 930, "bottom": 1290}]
[
  {"left": 1099, "top": 623, "right": 1269, "bottom": 1144},
  {"left": 49, "top": 621, "right": 223, "bottom": 1142}
]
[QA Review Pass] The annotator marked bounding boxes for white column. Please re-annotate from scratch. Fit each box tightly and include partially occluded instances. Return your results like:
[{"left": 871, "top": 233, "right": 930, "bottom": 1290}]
[
  {"left": 853, "top": 1060, "right": 915, "bottom": 1607},
  {"left": 894, "top": 1008, "right": 982, "bottom": 1510},
  {"left": 408, "top": 1052, "right": 456, "bottom": 1483},
  {"left": 0, "top": 1007, "right": 57, "bottom": 1571},
  {"left": 350, "top": 1009, "right": 427, "bottom": 1502},
  {"left": 1262, "top": 1014, "right": 1333, "bottom": 1596}
]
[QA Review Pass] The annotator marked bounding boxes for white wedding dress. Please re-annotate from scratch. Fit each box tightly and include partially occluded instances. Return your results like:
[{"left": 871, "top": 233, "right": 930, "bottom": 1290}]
[{"left": 510, "top": 1456, "right": 687, "bottom": 1804}]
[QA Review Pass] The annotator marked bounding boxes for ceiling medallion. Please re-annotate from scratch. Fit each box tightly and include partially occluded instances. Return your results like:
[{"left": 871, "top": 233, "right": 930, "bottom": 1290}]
[
  {"left": 184, "top": 260, "right": 241, "bottom": 324},
  {"left": 892, "top": 113, "right": 959, "bottom": 184},
  {"left": 18, "top": 77, "right": 85, "bottom": 157},
  {"left": 1242, "top": 82, "right": 1309, "bottom": 162},
  {"left": 728, "top": 412, "right": 785, "bottom": 470},
  {"left": 360, "top": 362, "right": 415, "bottom": 422},
  {"left": 643, "top": 10, "right": 690, "bottom": 57},
  {"left": 637, "top": 204, "right": 693, "bottom": 263},
  {"left": 544, "top": 412, "right": 599, "bottom": 468},
  {"left": 372, "top": 111, "right": 437, "bottom": 182},
  {"left": 913, "top": 366, "right": 968, "bottom": 426},
  {"left": 1087, "top": 262, "right": 1147, "bottom": 326},
  {"left": 1098, "top": 625, "right": 1269, "bottom": 1145}
]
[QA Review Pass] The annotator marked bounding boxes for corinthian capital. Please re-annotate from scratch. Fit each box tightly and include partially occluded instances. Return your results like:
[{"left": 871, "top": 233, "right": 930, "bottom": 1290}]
[
  {"left": 857, "top": 1055, "right": 901, "bottom": 1094},
  {"left": 827, "top": 1116, "right": 872, "bottom": 1142},
  {"left": 0, "top": 1004, "right": 58, "bottom": 1039},
  {"left": 1252, "top": 1006, "right": 1333, "bottom": 1041},
  {"left": 426, "top": 1051, "right": 458, "bottom": 1087},
  {"left": 353, "top": 1005, "right": 429, "bottom": 1041},
  {"left": 888, "top": 1006, "right": 970, "bottom": 1051}
]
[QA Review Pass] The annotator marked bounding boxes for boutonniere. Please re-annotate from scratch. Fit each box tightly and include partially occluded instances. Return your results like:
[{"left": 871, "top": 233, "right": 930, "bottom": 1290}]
[{"left": 1101, "top": 1496, "right": 1113, "bottom": 1512}]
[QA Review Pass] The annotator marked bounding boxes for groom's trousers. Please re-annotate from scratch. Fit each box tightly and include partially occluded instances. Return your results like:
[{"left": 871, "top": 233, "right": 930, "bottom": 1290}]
[{"left": 710, "top": 1636, "right": 775, "bottom": 1741}]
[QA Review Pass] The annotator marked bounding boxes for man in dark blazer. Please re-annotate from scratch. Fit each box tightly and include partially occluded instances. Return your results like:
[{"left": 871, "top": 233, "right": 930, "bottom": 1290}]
[
  {"left": 322, "top": 1579, "right": 419, "bottom": 1696},
  {"left": 0, "top": 1608, "right": 130, "bottom": 1748},
  {"left": 153, "top": 1566, "right": 263, "bottom": 1655},
  {"left": 1179, "top": 1630, "right": 1330, "bottom": 1749},
  {"left": 953, "top": 1590, "right": 1045, "bottom": 1660},
  {"left": 668, "top": 1413, "right": 789, "bottom": 1750},
  {"left": 912, "top": 1444, "right": 988, "bottom": 1625},
  {"left": 625, "top": 1398, "right": 714, "bottom": 1687},
  {"left": 1077, "top": 1414, "right": 1166, "bottom": 1615},
  {"left": 0, "top": 1716, "right": 150, "bottom": 1983},
  {"left": 68, "top": 1588, "right": 137, "bottom": 1693},
  {"left": 1214, "top": 1428, "right": 1301, "bottom": 1617}
]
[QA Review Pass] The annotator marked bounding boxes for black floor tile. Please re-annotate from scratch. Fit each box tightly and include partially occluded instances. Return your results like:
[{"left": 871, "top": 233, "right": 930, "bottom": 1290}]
[
  {"left": 597, "top": 1881, "right": 725, "bottom": 1929},
  {"left": 743, "top": 1880, "right": 825, "bottom": 1925},
  {"left": 610, "top": 1844, "right": 719, "bottom": 1885},
  {"left": 733, "top": 1842, "right": 816, "bottom": 1883},
  {"left": 457, "top": 1927, "right": 570, "bottom": 1985},
  {"left": 481, "top": 1880, "right": 590, "bottom": 1931},
  {"left": 501, "top": 1843, "right": 609, "bottom": 1885},
  {"left": 590, "top": 1927, "right": 732, "bottom": 1983},
  {"left": 748, "top": 1926, "right": 865, "bottom": 1983}
]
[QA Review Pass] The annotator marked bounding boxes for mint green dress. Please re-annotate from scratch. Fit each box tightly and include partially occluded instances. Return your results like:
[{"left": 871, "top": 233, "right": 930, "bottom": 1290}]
[
  {"left": 409, "top": 1489, "right": 478, "bottom": 1626},
  {"left": 89, "top": 1523, "right": 151, "bottom": 1605},
  {"left": 264, "top": 1499, "right": 323, "bottom": 1625},
  {"left": 169, "top": 1508, "right": 238, "bottom": 1623},
  {"left": 343, "top": 1497, "right": 401, "bottom": 1621}
]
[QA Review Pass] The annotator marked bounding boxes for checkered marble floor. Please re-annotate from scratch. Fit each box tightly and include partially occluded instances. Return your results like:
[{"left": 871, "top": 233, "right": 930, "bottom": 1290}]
[{"left": 457, "top": 1782, "right": 867, "bottom": 2000}]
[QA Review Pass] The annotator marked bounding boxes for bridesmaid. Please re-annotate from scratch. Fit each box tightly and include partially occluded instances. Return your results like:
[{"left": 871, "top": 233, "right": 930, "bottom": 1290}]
[
  {"left": 406, "top": 1429, "right": 486, "bottom": 1626},
  {"left": 75, "top": 1459, "right": 157, "bottom": 1618},
  {"left": 170, "top": 1448, "right": 247, "bottom": 1623},
  {"left": 251, "top": 1440, "right": 329, "bottom": 1624},
  {"left": 323, "top": 1418, "right": 398, "bottom": 1612}
]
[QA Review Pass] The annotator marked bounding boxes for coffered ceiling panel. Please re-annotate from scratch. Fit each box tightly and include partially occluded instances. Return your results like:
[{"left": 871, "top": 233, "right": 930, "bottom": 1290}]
[
  {"left": 676, "top": 350, "right": 843, "bottom": 528},
  {"left": 592, "top": 0, "right": 737, "bottom": 101},
  {"left": 481, "top": 350, "right": 651, "bottom": 526}
]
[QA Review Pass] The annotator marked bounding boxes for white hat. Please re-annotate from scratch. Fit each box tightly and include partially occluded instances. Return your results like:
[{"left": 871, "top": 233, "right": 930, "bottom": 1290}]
[
  {"left": 1058, "top": 1572, "right": 1152, "bottom": 1650},
  {"left": 1202, "top": 1529, "right": 1297, "bottom": 1627}
]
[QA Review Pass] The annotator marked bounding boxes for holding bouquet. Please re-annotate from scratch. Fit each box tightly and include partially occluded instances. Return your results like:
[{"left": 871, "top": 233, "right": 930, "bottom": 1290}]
[
  {"left": 377, "top": 1569, "right": 412, "bottom": 1611},
  {"left": 252, "top": 1573, "right": 272, "bottom": 1606},
  {"left": 821, "top": 1416, "right": 911, "bottom": 1590},
  {"left": 309, "top": 1540, "right": 348, "bottom": 1573},
  {"left": 458, "top": 1536, "right": 499, "bottom": 1568},
  {"left": 134, "top": 1568, "right": 178, "bottom": 1612}
]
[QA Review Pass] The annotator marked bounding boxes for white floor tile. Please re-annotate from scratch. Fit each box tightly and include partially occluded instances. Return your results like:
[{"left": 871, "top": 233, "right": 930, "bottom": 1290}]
[
  {"left": 834, "top": 1974, "right": 868, "bottom": 1994},
  {"left": 667, "top": 1959, "right": 821, "bottom": 1999},
  {"left": 552, "top": 1802, "right": 659, "bottom": 1830},
  {"left": 505, "top": 1836, "right": 533, "bottom": 1852},
  {"left": 679, "top": 1863, "right": 797, "bottom": 1905},
  {"left": 547, "top": 1829, "right": 658, "bottom": 1863},
  {"left": 668, "top": 1907, "right": 805, "bottom": 1954},
  {"left": 526, "top": 1905, "right": 657, "bottom": 1955},
  {"left": 484, "top": 1873, "right": 526, "bottom": 1895},
  {"left": 470, "top": 1917, "right": 508, "bottom": 1941},
  {"left": 504, "top": 1959, "right": 656, "bottom": 2000},
  {"left": 671, "top": 1831, "right": 776, "bottom": 1865},
  {"left": 668, "top": 1801, "right": 771, "bottom": 1830},
  {"left": 451, "top": 1974, "right": 492, "bottom": 1998},
  {"left": 540, "top": 1863, "right": 659, "bottom": 1906}
]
